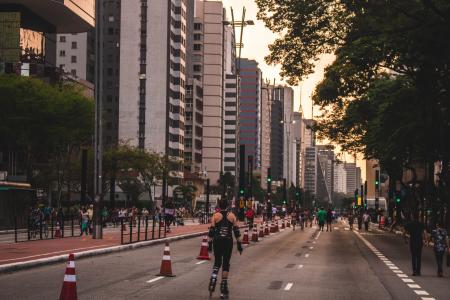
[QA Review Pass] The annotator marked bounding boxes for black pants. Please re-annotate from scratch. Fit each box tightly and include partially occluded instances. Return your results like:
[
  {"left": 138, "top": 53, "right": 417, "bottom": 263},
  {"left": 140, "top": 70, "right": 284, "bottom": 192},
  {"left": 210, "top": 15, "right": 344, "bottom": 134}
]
[
  {"left": 213, "top": 237, "right": 233, "bottom": 272},
  {"left": 434, "top": 250, "right": 444, "bottom": 273},
  {"left": 410, "top": 243, "right": 422, "bottom": 274}
]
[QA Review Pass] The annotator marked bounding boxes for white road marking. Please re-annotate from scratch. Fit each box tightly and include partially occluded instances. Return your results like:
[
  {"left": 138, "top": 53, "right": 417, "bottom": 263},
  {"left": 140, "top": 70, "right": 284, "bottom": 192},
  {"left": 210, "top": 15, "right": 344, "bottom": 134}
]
[
  {"left": 284, "top": 283, "right": 294, "bottom": 291},
  {"left": 414, "top": 291, "right": 429, "bottom": 296},
  {"left": 312, "top": 241, "right": 316, "bottom": 244},
  {"left": 196, "top": 260, "right": 207, "bottom": 265},
  {"left": 305, "top": 254, "right": 310, "bottom": 258},
  {"left": 354, "top": 231, "right": 434, "bottom": 299},
  {"left": 344, "top": 228, "right": 350, "bottom": 231},
  {"left": 147, "top": 276, "right": 164, "bottom": 283},
  {"left": 309, "top": 246, "right": 314, "bottom": 250},
  {"left": 315, "top": 231, "right": 321, "bottom": 240},
  {"left": 298, "top": 264, "right": 304, "bottom": 269},
  {"left": 334, "top": 227, "right": 339, "bottom": 230}
]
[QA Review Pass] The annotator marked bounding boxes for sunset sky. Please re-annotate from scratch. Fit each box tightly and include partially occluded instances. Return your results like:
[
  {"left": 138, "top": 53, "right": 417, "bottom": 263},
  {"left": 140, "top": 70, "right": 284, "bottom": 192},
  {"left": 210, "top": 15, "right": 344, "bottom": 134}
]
[{"left": 222, "top": 0, "right": 365, "bottom": 176}]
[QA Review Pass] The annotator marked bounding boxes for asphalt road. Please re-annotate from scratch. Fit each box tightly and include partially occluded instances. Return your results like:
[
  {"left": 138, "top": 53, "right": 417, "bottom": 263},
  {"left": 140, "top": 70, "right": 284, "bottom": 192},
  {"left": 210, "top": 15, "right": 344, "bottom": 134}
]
[{"left": 1, "top": 221, "right": 449, "bottom": 299}]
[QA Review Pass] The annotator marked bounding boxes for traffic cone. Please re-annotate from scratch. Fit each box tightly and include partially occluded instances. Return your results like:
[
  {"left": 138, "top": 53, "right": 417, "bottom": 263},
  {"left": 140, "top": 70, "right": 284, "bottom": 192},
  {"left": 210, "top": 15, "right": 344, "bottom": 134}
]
[
  {"left": 270, "top": 222, "right": 275, "bottom": 233},
  {"left": 258, "top": 224, "right": 264, "bottom": 238},
  {"left": 55, "top": 221, "right": 61, "bottom": 238},
  {"left": 242, "top": 229, "right": 250, "bottom": 245},
  {"left": 281, "top": 219, "right": 285, "bottom": 230},
  {"left": 157, "top": 242, "right": 175, "bottom": 277},
  {"left": 251, "top": 226, "right": 259, "bottom": 242},
  {"left": 287, "top": 218, "right": 291, "bottom": 228},
  {"left": 197, "top": 236, "right": 211, "bottom": 260},
  {"left": 264, "top": 222, "right": 269, "bottom": 236},
  {"left": 59, "top": 253, "right": 77, "bottom": 300}
]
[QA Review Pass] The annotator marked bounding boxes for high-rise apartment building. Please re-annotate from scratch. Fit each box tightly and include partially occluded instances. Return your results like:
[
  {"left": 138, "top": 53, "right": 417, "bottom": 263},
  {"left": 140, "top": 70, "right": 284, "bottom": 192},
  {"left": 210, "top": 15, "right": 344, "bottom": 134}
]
[
  {"left": 316, "top": 145, "right": 334, "bottom": 203},
  {"left": 334, "top": 163, "right": 347, "bottom": 194},
  {"left": 119, "top": 0, "right": 187, "bottom": 182},
  {"left": 239, "top": 58, "right": 262, "bottom": 171},
  {"left": 270, "top": 89, "right": 283, "bottom": 181},
  {"left": 344, "top": 162, "right": 357, "bottom": 196},
  {"left": 194, "top": 0, "right": 224, "bottom": 184},
  {"left": 304, "top": 146, "right": 317, "bottom": 195},
  {"left": 184, "top": 78, "right": 203, "bottom": 173},
  {"left": 293, "top": 111, "right": 302, "bottom": 187},
  {"left": 260, "top": 83, "right": 272, "bottom": 189},
  {"left": 56, "top": 31, "right": 94, "bottom": 81}
]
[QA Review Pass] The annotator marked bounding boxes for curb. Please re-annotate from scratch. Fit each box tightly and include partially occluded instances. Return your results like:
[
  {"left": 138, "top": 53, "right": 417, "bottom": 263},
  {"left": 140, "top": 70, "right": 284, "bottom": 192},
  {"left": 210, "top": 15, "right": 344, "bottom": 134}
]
[
  {"left": 0, "top": 230, "right": 209, "bottom": 274},
  {"left": 0, "top": 222, "right": 256, "bottom": 274}
]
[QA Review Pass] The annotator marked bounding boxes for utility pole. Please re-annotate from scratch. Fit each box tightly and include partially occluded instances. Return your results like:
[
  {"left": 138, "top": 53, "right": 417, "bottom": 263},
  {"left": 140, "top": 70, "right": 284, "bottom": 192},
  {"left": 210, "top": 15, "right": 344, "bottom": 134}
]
[
  {"left": 205, "top": 178, "right": 210, "bottom": 223},
  {"left": 93, "top": 0, "right": 104, "bottom": 239}
]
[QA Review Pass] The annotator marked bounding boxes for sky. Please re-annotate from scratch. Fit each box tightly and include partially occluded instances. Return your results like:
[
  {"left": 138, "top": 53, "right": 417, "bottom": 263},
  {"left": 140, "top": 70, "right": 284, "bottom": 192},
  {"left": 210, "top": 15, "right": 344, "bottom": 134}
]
[
  {"left": 221, "top": 0, "right": 366, "bottom": 178},
  {"left": 222, "top": 0, "right": 334, "bottom": 119}
]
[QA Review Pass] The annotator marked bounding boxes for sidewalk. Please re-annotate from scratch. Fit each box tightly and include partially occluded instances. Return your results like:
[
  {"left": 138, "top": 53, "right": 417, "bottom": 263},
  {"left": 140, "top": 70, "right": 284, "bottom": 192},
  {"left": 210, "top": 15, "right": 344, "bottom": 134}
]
[
  {"left": 0, "top": 223, "right": 210, "bottom": 266},
  {"left": 0, "top": 217, "right": 264, "bottom": 272}
]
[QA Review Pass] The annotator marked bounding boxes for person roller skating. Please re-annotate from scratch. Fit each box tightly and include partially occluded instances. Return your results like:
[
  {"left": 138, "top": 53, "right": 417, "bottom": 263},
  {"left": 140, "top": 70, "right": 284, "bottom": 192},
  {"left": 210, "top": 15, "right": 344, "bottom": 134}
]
[{"left": 207, "top": 199, "right": 243, "bottom": 298}]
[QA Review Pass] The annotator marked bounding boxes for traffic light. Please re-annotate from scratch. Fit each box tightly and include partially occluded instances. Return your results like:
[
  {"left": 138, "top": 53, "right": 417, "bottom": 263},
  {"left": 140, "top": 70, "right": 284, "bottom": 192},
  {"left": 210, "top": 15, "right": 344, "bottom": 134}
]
[
  {"left": 240, "top": 188, "right": 245, "bottom": 196},
  {"left": 395, "top": 193, "right": 401, "bottom": 204},
  {"left": 375, "top": 170, "right": 380, "bottom": 190}
]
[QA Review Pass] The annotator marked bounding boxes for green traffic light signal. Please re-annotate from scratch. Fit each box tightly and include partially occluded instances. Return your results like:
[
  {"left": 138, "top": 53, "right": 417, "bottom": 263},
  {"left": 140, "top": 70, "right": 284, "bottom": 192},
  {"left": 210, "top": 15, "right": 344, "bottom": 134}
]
[
  {"left": 267, "top": 177, "right": 271, "bottom": 182},
  {"left": 375, "top": 180, "right": 379, "bottom": 185},
  {"left": 240, "top": 189, "right": 244, "bottom": 195},
  {"left": 396, "top": 197, "right": 400, "bottom": 203}
]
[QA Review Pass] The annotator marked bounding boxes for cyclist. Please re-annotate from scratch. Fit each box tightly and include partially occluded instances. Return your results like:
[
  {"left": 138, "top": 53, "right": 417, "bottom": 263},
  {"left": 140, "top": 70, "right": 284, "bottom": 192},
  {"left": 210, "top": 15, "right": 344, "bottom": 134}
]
[{"left": 207, "top": 199, "right": 243, "bottom": 299}]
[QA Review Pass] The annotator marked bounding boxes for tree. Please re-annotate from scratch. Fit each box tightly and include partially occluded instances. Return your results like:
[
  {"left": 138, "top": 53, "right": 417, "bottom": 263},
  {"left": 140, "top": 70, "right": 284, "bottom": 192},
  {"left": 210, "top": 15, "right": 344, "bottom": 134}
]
[
  {"left": 257, "top": 0, "right": 450, "bottom": 227},
  {"left": 0, "top": 75, "right": 93, "bottom": 206},
  {"left": 173, "top": 184, "right": 197, "bottom": 208}
]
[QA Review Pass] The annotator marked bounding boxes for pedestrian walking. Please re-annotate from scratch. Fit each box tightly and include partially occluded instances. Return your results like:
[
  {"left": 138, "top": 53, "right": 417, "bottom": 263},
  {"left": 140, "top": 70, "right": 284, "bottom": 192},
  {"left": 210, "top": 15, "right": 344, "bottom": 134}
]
[
  {"left": 207, "top": 199, "right": 243, "bottom": 299},
  {"left": 266, "top": 200, "right": 273, "bottom": 221},
  {"left": 428, "top": 221, "right": 450, "bottom": 277},
  {"left": 87, "top": 204, "right": 94, "bottom": 234},
  {"left": 404, "top": 212, "right": 427, "bottom": 276},
  {"left": 363, "top": 211, "right": 370, "bottom": 232},
  {"left": 245, "top": 206, "right": 255, "bottom": 229},
  {"left": 80, "top": 209, "right": 89, "bottom": 236},
  {"left": 326, "top": 208, "right": 333, "bottom": 232},
  {"left": 348, "top": 214, "right": 354, "bottom": 230},
  {"left": 317, "top": 207, "right": 326, "bottom": 231}
]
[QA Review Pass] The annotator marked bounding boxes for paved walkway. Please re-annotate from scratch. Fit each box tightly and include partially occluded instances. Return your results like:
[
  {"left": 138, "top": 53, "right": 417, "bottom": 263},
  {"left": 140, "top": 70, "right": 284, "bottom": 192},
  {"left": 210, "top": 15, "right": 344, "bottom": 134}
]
[
  {"left": 0, "top": 217, "right": 265, "bottom": 266},
  {"left": 0, "top": 223, "right": 211, "bottom": 265}
]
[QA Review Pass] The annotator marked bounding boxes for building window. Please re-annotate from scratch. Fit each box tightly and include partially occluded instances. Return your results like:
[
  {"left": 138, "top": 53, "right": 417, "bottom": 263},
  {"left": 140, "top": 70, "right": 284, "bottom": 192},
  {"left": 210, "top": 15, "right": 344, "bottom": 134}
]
[
  {"left": 194, "top": 23, "right": 202, "bottom": 30},
  {"left": 59, "top": 64, "right": 65, "bottom": 69},
  {"left": 71, "top": 42, "right": 77, "bottom": 49},
  {"left": 71, "top": 69, "right": 77, "bottom": 76},
  {"left": 108, "top": 15, "right": 114, "bottom": 22},
  {"left": 194, "top": 33, "right": 201, "bottom": 41},
  {"left": 107, "top": 68, "right": 113, "bottom": 76},
  {"left": 108, "top": 27, "right": 114, "bottom": 35},
  {"left": 59, "top": 36, "right": 66, "bottom": 42},
  {"left": 193, "top": 65, "right": 201, "bottom": 72},
  {"left": 193, "top": 44, "right": 202, "bottom": 51},
  {"left": 71, "top": 56, "right": 77, "bottom": 63},
  {"left": 59, "top": 50, "right": 66, "bottom": 57}
]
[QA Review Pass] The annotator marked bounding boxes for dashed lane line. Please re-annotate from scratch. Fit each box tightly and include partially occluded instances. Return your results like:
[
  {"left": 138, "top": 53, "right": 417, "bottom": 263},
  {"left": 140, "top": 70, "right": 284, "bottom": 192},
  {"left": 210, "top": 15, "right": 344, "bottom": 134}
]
[
  {"left": 196, "top": 260, "right": 207, "bottom": 265},
  {"left": 147, "top": 276, "right": 164, "bottom": 283},
  {"left": 304, "top": 254, "right": 310, "bottom": 258},
  {"left": 354, "top": 231, "right": 435, "bottom": 299},
  {"left": 298, "top": 264, "right": 304, "bottom": 269},
  {"left": 284, "top": 283, "right": 294, "bottom": 291}
]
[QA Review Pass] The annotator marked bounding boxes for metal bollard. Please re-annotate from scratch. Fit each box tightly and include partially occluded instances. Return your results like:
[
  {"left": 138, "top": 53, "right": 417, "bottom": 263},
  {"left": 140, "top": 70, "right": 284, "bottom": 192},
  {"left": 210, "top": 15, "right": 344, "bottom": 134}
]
[
  {"left": 14, "top": 215, "right": 18, "bottom": 243},
  {"left": 144, "top": 216, "right": 148, "bottom": 241},
  {"left": 158, "top": 217, "right": 161, "bottom": 239},
  {"left": 120, "top": 218, "right": 124, "bottom": 245},
  {"left": 129, "top": 217, "right": 133, "bottom": 244},
  {"left": 71, "top": 216, "right": 74, "bottom": 237},
  {"left": 137, "top": 216, "right": 141, "bottom": 242},
  {"left": 51, "top": 215, "right": 54, "bottom": 238},
  {"left": 39, "top": 214, "right": 43, "bottom": 240},
  {"left": 152, "top": 215, "right": 156, "bottom": 240}
]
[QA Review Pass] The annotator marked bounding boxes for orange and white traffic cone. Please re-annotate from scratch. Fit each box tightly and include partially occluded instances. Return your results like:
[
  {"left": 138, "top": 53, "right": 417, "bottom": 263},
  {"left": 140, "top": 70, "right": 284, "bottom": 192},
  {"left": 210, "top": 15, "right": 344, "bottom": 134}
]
[
  {"left": 197, "top": 236, "right": 211, "bottom": 260},
  {"left": 270, "top": 222, "right": 275, "bottom": 234},
  {"left": 59, "top": 253, "right": 77, "bottom": 300},
  {"left": 251, "top": 226, "right": 259, "bottom": 242},
  {"left": 287, "top": 218, "right": 291, "bottom": 228},
  {"left": 157, "top": 242, "right": 175, "bottom": 277},
  {"left": 259, "top": 224, "right": 265, "bottom": 238},
  {"left": 242, "top": 229, "right": 250, "bottom": 245},
  {"left": 55, "top": 221, "right": 62, "bottom": 238},
  {"left": 264, "top": 222, "right": 269, "bottom": 236}
]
